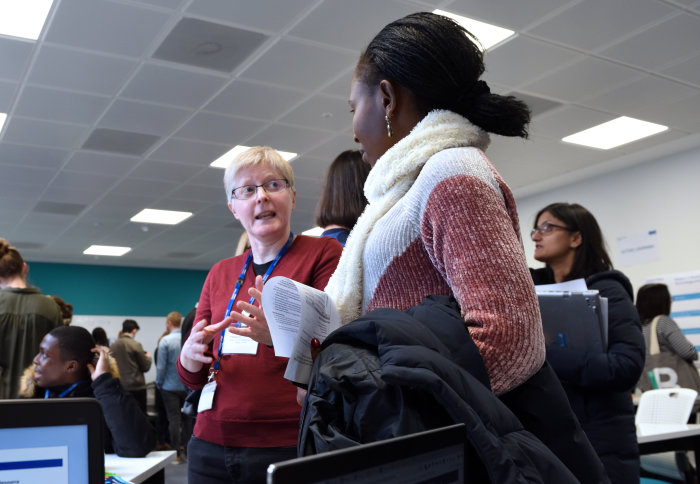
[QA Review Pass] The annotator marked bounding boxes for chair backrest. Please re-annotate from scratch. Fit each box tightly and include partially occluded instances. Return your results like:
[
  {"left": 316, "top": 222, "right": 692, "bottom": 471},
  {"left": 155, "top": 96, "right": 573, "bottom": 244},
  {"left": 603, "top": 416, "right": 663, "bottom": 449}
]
[{"left": 635, "top": 388, "right": 698, "bottom": 425}]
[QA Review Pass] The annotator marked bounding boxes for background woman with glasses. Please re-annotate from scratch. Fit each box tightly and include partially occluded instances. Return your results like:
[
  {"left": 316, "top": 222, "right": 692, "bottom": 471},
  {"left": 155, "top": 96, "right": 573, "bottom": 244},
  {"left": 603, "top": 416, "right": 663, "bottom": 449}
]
[
  {"left": 530, "top": 202, "right": 645, "bottom": 484},
  {"left": 177, "top": 146, "right": 342, "bottom": 483}
]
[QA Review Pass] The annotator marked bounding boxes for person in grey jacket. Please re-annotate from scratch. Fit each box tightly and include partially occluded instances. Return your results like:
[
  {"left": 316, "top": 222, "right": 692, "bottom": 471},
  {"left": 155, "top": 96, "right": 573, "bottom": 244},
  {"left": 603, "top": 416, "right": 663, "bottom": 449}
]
[
  {"left": 110, "top": 318, "right": 152, "bottom": 413},
  {"left": 637, "top": 283, "right": 698, "bottom": 362}
]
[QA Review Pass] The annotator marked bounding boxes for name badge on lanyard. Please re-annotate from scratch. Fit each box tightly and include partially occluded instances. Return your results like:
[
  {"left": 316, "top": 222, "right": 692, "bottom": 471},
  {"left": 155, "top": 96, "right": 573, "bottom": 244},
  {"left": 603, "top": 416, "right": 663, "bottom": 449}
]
[{"left": 218, "top": 232, "right": 293, "bottom": 357}]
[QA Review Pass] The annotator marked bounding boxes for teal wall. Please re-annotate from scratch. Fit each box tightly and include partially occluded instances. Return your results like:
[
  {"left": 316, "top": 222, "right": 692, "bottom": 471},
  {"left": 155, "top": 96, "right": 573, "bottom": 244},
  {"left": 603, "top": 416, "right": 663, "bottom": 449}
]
[{"left": 28, "top": 262, "right": 207, "bottom": 316}]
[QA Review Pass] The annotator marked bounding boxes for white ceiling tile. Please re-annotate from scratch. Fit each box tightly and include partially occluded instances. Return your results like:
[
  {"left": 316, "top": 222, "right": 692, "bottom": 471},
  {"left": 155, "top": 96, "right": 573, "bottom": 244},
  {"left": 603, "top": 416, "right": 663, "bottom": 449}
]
[
  {"left": 100, "top": 99, "right": 192, "bottom": 136},
  {"left": 240, "top": 39, "right": 357, "bottom": 91},
  {"left": 529, "top": 0, "right": 674, "bottom": 51},
  {"left": 320, "top": 67, "right": 355, "bottom": 98},
  {"left": 585, "top": 75, "right": 699, "bottom": 117},
  {"left": 185, "top": 0, "right": 318, "bottom": 32},
  {"left": 187, "top": 167, "right": 226, "bottom": 187},
  {"left": 174, "top": 113, "right": 265, "bottom": 144},
  {"left": 111, "top": 177, "right": 180, "bottom": 198},
  {"left": 246, "top": 123, "right": 331, "bottom": 154},
  {"left": 0, "top": 80, "right": 17, "bottom": 110},
  {"left": 64, "top": 151, "right": 141, "bottom": 175},
  {"left": 522, "top": 57, "right": 643, "bottom": 103},
  {"left": 44, "top": 0, "right": 171, "bottom": 57},
  {"left": 28, "top": 45, "right": 137, "bottom": 95},
  {"left": 14, "top": 86, "right": 110, "bottom": 125},
  {"left": 530, "top": 106, "right": 614, "bottom": 140},
  {"left": 149, "top": 138, "right": 229, "bottom": 165},
  {"left": 129, "top": 159, "right": 202, "bottom": 182},
  {"left": 121, "top": 63, "right": 228, "bottom": 108},
  {"left": 304, "top": 133, "right": 356, "bottom": 162},
  {"left": 179, "top": 183, "right": 224, "bottom": 203},
  {"left": 441, "top": 0, "right": 570, "bottom": 30},
  {"left": 0, "top": 37, "right": 34, "bottom": 82},
  {"left": 288, "top": 0, "right": 416, "bottom": 51},
  {"left": 129, "top": 0, "right": 186, "bottom": 8},
  {"left": 482, "top": 37, "right": 584, "bottom": 88},
  {"left": 0, "top": 164, "right": 56, "bottom": 186},
  {"left": 3, "top": 118, "right": 88, "bottom": 149},
  {"left": 633, "top": 94, "right": 700, "bottom": 132},
  {"left": 204, "top": 79, "right": 307, "bottom": 121},
  {"left": 40, "top": 186, "right": 104, "bottom": 205},
  {"left": 279, "top": 94, "right": 352, "bottom": 131},
  {"left": 288, "top": 155, "right": 332, "bottom": 183},
  {"left": 662, "top": 52, "right": 700, "bottom": 86},
  {"left": 0, "top": 180, "right": 46, "bottom": 200},
  {"left": 0, "top": 143, "right": 70, "bottom": 169},
  {"left": 600, "top": 12, "right": 700, "bottom": 71}
]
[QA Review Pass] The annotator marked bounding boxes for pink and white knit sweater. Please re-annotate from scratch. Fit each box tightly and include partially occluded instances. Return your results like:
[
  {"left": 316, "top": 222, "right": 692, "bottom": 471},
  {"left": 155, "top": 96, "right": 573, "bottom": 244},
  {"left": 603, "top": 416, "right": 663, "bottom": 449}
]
[{"left": 326, "top": 110, "right": 545, "bottom": 394}]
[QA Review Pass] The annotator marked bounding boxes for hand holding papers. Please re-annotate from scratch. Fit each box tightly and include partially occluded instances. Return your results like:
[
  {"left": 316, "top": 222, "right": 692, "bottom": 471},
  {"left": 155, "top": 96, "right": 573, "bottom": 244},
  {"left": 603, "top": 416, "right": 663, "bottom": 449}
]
[{"left": 261, "top": 277, "right": 341, "bottom": 386}]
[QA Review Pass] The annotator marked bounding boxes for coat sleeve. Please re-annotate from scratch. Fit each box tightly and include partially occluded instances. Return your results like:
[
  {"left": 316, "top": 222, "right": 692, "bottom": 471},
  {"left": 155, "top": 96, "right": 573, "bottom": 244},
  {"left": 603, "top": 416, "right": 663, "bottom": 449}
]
[
  {"left": 155, "top": 339, "right": 167, "bottom": 388},
  {"left": 134, "top": 341, "right": 152, "bottom": 372},
  {"left": 546, "top": 278, "right": 645, "bottom": 391},
  {"left": 92, "top": 373, "right": 155, "bottom": 457},
  {"left": 658, "top": 315, "right": 698, "bottom": 361}
]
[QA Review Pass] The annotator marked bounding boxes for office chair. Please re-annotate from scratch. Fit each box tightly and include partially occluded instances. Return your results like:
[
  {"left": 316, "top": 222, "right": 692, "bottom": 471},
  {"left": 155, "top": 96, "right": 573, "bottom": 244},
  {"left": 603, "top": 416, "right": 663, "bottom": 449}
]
[{"left": 636, "top": 388, "right": 698, "bottom": 484}]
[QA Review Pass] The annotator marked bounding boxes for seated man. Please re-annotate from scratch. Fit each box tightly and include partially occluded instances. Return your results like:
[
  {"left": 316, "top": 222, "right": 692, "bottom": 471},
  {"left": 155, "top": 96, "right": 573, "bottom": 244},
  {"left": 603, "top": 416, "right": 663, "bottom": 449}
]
[{"left": 22, "top": 325, "right": 155, "bottom": 457}]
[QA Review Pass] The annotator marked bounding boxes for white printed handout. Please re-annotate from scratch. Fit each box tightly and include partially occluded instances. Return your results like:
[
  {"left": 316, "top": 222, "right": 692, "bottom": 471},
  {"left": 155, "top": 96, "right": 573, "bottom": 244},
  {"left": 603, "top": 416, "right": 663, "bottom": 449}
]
[{"left": 261, "top": 276, "right": 341, "bottom": 386}]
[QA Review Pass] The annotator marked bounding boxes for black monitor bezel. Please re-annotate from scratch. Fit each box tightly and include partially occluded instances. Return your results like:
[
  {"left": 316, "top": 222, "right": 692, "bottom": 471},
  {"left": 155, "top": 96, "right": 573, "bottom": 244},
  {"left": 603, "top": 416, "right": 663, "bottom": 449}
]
[{"left": 0, "top": 397, "right": 105, "bottom": 484}]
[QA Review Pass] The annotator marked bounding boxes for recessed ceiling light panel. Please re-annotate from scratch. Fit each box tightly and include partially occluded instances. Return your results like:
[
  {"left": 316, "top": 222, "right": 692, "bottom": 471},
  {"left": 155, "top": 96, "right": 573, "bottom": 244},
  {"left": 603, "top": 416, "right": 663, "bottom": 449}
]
[
  {"left": 210, "top": 145, "right": 298, "bottom": 169},
  {"left": 130, "top": 208, "right": 192, "bottom": 225},
  {"left": 0, "top": 0, "right": 53, "bottom": 40},
  {"left": 562, "top": 116, "right": 668, "bottom": 150},
  {"left": 433, "top": 9, "right": 515, "bottom": 50},
  {"left": 83, "top": 245, "right": 131, "bottom": 257},
  {"left": 0, "top": 113, "right": 7, "bottom": 133}
]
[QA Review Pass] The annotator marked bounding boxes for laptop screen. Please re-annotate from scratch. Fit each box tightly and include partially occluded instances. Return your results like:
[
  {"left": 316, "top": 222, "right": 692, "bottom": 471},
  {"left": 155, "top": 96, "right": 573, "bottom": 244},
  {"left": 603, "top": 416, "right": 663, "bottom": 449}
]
[
  {"left": 0, "top": 398, "right": 104, "bottom": 484},
  {"left": 267, "top": 423, "right": 466, "bottom": 484}
]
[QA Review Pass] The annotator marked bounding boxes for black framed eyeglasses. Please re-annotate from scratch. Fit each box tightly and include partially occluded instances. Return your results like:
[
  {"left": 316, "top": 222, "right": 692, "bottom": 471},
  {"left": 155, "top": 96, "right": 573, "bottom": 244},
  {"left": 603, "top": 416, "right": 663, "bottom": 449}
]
[
  {"left": 231, "top": 179, "right": 289, "bottom": 200},
  {"left": 530, "top": 221, "right": 572, "bottom": 238}
]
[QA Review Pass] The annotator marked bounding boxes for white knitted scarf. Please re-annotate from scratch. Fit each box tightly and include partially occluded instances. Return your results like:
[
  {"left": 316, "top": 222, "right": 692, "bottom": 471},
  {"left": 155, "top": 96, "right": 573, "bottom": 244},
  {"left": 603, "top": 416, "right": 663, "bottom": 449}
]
[{"left": 325, "top": 109, "right": 490, "bottom": 324}]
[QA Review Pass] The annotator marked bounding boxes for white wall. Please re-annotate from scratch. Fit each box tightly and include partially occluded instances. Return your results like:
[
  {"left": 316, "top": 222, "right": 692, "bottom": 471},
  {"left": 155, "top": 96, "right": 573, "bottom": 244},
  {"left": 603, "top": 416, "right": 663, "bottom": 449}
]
[
  {"left": 516, "top": 145, "right": 700, "bottom": 294},
  {"left": 72, "top": 315, "right": 167, "bottom": 384}
]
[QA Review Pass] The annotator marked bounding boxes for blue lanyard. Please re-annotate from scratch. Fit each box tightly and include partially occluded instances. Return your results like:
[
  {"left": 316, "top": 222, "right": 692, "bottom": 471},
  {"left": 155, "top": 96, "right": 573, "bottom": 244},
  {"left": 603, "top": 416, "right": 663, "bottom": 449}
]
[
  {"left": 213, "top": 232, "right": 294, "bottom": 371},
  {"left": 44, "top": 380, "right": 85, "bottom": 399}
]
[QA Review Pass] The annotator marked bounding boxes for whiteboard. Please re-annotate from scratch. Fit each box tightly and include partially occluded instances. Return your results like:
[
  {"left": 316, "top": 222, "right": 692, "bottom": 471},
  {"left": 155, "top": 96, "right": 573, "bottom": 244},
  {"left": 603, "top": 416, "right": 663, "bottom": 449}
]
[{"left": 72, "top": 315, "right": 167, "bottom": 384}]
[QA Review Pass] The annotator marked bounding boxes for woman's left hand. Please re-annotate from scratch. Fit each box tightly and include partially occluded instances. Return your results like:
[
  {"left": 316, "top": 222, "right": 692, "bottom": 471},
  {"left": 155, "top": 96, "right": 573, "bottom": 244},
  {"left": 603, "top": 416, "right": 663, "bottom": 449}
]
[
  {"left": 227, "top": 275, "right": 273, "bottom": 346},
  {"left": 87, "top": 345, "right": 111, "bottom": 381}
]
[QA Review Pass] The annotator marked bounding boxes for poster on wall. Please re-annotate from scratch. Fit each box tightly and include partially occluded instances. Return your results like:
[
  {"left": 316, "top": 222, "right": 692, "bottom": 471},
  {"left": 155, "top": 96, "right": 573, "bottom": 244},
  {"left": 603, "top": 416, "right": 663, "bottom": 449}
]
[
  {"left": 616, "top": 229, "right": 660, "bottom": 267},
  {"left": 643, "top": 270, "right": 700, "bottom": 360}
]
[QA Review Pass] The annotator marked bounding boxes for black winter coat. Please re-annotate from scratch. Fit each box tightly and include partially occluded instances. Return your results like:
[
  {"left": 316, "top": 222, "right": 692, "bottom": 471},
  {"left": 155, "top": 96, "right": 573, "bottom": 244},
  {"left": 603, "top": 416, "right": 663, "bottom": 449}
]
[
  {"left": 531, "top": 269, "right": 645, "bottom": 484},
  {"left": 299, "top": 295, "right": 577, "bottom": 483},
  {"left": 38, "top": 373, "right": 155, "bottom": 457}
]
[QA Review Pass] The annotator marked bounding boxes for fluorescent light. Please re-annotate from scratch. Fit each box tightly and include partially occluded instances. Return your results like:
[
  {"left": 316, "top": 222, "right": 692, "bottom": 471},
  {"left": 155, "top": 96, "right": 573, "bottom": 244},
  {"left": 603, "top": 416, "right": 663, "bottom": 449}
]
[
  {"left": 0, "top": 113, "right": 7, "bottom": 132},
  {"left": 302, "top": 226, "right": 324, "bottom": 237},
  {"left": 130, "top": 208, "right": 192, "bottom": 225},
  {"left": 0, "top": 0, "right": 53, "bottom": 40},
  {"left": 562, "top": 116, "right": 668, "bottom": 150},
  {"left": 210, "top": 145, "right": 298, "bottom": 168},
  {"left": 83, "top": 245, "right": 131, "bottom": 257},
  {"left": 433, "top": 9, "right": 514, "bottom": 50}
]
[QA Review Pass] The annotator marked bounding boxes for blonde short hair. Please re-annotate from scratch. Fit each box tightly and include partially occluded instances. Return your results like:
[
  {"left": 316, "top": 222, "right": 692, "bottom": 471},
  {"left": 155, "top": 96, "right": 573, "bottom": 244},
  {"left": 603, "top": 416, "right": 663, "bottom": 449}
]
[
  {"left": 223, "top": 146, "right": 295, "bottom": 200},
  {"left": 166, "top": 311, "right": 182, "bottom": 327}
]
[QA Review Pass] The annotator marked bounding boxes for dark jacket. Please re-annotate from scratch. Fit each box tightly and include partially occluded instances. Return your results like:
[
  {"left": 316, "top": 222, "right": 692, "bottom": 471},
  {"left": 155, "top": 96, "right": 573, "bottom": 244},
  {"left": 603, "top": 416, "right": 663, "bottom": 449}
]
[
  {"left": 531, "top": 269, "right": 645, "bottom": 483},
  {"left": 36, "top": 374, "right": 155, "bottom": 457},
  {"left": 299, "top": 296, "right": 577, "bottom": 483}
]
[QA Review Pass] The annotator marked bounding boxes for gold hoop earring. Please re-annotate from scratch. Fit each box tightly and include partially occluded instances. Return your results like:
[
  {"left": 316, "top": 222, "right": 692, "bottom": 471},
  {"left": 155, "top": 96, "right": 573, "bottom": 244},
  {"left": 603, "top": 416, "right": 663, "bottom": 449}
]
[{"left": 385, "top": 115, "right": 392, "bottom": 138}]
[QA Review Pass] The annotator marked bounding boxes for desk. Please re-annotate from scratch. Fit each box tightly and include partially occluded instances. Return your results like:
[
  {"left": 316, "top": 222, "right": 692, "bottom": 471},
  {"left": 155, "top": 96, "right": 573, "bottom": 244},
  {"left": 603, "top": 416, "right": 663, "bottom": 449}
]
[
  {"left": 637, "top": 423, "right": 700, "bottom": 481},
  {"left": 105, "top": 450, "right": 176, "bottom": 484}
]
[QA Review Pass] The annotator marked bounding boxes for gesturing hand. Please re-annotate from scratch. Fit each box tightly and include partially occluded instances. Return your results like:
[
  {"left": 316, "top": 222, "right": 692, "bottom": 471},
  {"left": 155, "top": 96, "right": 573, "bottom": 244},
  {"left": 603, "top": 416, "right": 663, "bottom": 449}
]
[{"left": 227, "top": 275, "right": 273, "bottom": 346}]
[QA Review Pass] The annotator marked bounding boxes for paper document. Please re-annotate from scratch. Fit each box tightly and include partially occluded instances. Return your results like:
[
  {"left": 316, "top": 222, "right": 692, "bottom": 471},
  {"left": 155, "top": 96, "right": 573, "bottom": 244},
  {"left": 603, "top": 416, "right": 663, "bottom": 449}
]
[
  {"left": 534, "top": 278, "right": 588, "bottom": 294},
  {"left": 262, "top": 276, "right": 340, "bottom": 385}
]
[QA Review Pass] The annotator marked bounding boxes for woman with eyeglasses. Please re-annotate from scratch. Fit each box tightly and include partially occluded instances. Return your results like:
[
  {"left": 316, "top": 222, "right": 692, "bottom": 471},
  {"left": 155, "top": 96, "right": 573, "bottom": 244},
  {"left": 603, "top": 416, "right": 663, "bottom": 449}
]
[
  {"left": 530, "top": 202, "right": 645, "bottom": 484},
  {"left": 177, "top": 146, "right": 342, "bottom": 483}
]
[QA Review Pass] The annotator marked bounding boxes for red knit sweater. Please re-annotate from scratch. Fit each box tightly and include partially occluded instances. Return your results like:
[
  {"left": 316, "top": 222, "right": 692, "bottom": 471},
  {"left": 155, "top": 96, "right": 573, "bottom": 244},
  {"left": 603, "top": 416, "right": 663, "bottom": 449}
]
[
  {"left": 177, "top": 235, "right": 342, "bottom": 447},
  {"left": 362, "top": 147, "right": 545, "bottom": 394}
]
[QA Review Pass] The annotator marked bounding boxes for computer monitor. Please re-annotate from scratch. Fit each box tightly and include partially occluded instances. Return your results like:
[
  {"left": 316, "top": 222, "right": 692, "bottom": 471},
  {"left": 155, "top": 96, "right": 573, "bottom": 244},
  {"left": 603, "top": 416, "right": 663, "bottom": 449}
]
[
  {"left": 0, "top": 398, "right": 104, "bottom": 484},
  {"left": 267, "top": 423, "right": 466, "bottom": 484}
]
